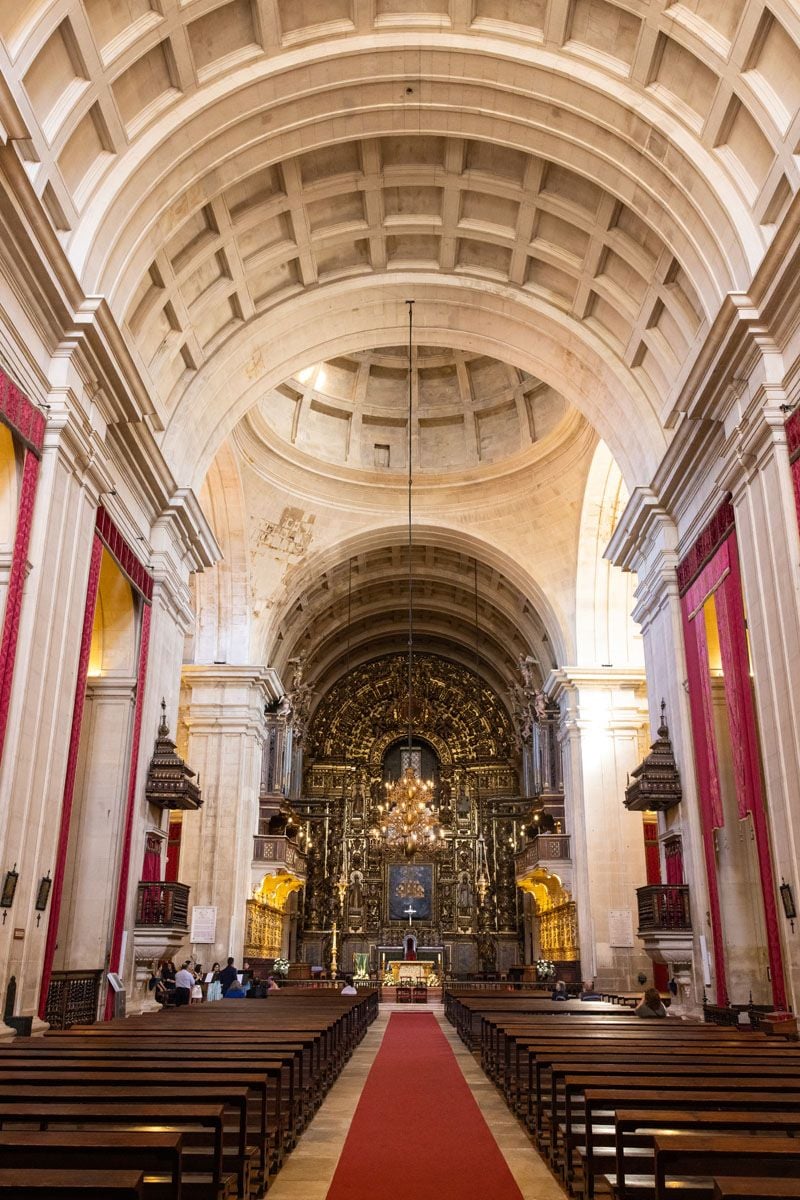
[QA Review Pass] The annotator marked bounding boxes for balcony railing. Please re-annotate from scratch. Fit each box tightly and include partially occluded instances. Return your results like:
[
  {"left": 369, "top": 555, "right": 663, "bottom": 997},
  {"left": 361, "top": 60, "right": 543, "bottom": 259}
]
[
  {"left": 252, "top": 834, "right": 307, "bottom": 875},
  {"left": 135, "top": 881, "right": 190, "bottom": 929},
  {"left": 636, "top": 884, "right": 691, "bottom": 932},
  {"left": 515, "top": 834, "right": 571, "bottom": 877}
]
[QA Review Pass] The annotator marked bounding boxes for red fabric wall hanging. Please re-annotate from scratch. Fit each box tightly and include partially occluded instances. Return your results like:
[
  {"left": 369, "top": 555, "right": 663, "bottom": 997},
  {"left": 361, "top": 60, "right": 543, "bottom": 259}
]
[
  {"left": 39, "top": 532, "right": 104, "bottom": 1019},
  {"left": 678, "top": 499, "right": 786, "bottom": 1008},
  {"left": 0, "top": 369, "right": 47, "bottom": 769}
]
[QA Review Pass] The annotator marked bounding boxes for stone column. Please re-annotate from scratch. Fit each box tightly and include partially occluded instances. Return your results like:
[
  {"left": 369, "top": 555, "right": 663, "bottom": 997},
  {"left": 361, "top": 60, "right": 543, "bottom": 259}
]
[
  {"left": 179, "top": 667, "right": 272, "bottom": 967},
  {"left": 546, "top": 667, "right": 651, "bottom": 990},
  {"left": 52, "top": 677, "right": 136, "bottom": 976},
  {"left": 0, "top": 396, "right": 108, "bottom": 1027},
  {"left": 718, "top": 396, "right": 800, "bottom": 1009},
  {"left": 126, "top": 501, "right": 216, "bottom": 1014},
  {"left": 607, "top": 495, "right": 720, "bottom": 1014}
]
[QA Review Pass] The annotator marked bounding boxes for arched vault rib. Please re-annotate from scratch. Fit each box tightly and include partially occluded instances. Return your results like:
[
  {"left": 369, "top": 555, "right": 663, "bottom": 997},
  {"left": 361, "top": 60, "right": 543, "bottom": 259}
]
[
  {"left": 164, "top": 274, "right": 667, "bottom": 491},
  {"left": 265, "top": 523, "right": 566, "bottom": 688},
  {"left": 73, "top": 42, "right": 760, "bottom": 298}
]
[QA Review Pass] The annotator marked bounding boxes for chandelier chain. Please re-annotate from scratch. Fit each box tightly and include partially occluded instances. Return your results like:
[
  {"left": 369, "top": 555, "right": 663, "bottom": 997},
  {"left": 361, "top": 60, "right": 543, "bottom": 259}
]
[{"left": 407, "top": 298, "right": 414, "bottom": 751}]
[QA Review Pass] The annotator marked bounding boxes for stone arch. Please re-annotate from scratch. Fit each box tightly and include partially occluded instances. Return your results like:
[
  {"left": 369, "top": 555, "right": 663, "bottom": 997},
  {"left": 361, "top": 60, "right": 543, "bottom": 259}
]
[
  {"left": 192, "top": 439, "right": 251, "bottom": 665},
  {"left": 574, "top": 441, "right": 643, "bottom": 669},
  {"left": 168, "top": 275, "right": 666, "bottom": 492}
]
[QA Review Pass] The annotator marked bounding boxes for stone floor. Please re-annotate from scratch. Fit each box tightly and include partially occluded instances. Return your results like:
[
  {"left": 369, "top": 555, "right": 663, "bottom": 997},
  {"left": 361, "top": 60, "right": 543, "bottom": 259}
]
[{"left": 266, "top": 1001, "right": 567, "bottom": 1199}]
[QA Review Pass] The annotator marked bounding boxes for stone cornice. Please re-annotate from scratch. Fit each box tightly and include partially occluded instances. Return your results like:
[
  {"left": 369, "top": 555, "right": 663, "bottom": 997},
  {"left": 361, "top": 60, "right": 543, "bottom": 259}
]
[
  {"left": 545, "top": 666, "right": 647, "bottom": 701},
  {"left": 0, "top": 145, "right": 215, "bottom": 554},
  {"left": 663, "top": 188, "right": 800, "bottom": 432},
  {"left": 605, "top": 486, "right": 674, "bottom": 574},
  {"left": 181, "top": 664, "right": 283, "bottom": 706},
  {"left": 715, "top": 392, "right": 790, "bottom": 504},
  {"left": 155, "top": 488, "right": 220, "bottom": 573}
]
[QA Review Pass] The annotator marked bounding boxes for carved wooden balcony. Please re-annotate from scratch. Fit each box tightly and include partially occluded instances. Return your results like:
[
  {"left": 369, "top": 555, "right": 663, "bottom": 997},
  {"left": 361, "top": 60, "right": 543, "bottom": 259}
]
[
  {"left": 636, "top": 884, "right": 691, "bottom": 932},
  {"left": 515, "top": 833, "right": 571, "bottom": 879},
  {"left": 252, "top": 834, "right": 307, "bottom": 879},
  {"left": 135, "top": 881, "right": 190, "bottom": 930}
]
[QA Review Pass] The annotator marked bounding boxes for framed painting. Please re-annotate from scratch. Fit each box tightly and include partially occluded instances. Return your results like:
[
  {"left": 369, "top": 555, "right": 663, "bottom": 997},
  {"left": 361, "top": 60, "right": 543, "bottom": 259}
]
[{"left": 387, "top": 862, "right": 433, "bottom": 922}]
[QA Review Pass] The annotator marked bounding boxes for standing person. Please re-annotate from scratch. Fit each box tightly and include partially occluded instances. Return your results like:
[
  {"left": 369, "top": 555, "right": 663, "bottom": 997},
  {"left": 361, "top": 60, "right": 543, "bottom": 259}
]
[
  {"left": 206, "top": 962, "right": 223, "bottom": 1003},
  {"left": 191, "top": 964, "right": 204, "bottom": 1004},
  {"left": 635, "top": 987, "right": 667, "bottom": 1018},
  {"left": 218, "top": 956, "right": 239, "bottom": 996},
  {"left": 174, "top": 960, "right": 195, "bottom": 1007}
]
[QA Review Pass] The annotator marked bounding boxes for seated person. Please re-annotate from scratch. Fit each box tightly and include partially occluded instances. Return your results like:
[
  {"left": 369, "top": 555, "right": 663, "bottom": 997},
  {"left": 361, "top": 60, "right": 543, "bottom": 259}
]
[
  {"left": 340, "top": 975, "right": 357, "bottom": 996},
  {"left": 635, "top": 986, "right": 667, "bottom": 1018},
  {"left": 580, "top": 980, "right": 601, "bottom": 1000},
  {"left": 225, "top": 980, "right": 246, "bottom": 998},
  {"left": 551, "top": 979, "right": 568, "bottom": 1001}
]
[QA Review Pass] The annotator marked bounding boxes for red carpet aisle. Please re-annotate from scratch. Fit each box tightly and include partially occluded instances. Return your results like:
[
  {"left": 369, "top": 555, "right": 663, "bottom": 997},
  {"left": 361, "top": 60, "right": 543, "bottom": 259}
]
[{"left": 325, "top": 1012, "right": 524, "bottom": 1200}]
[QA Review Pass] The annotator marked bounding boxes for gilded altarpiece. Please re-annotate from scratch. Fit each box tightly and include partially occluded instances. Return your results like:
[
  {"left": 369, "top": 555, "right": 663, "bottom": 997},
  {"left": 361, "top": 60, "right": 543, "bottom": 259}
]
[{"left": 295, "top": 654, "right": 534, "bottom": 975}]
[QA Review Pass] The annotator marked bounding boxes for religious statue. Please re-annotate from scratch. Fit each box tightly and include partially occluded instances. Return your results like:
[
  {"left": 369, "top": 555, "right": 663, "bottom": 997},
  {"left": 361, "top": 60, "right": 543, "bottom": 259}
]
[
  {"left": 285, "top": 655, "right": 314, "bottom": 743},
  {"left": 348, "top": 869, "right": 364, "bottom": 911},
  {"left": 457, "top": 871, "right": 473, "bottom": 909},
  {"left": 517, "top": 653, "right": 538, "bottom": 691}
]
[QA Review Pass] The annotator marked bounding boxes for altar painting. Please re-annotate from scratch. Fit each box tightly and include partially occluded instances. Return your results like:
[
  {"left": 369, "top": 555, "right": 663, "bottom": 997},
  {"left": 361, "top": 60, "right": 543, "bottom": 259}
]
[{"left": 388, "top": 863, "right": 433, "bottom": 921}]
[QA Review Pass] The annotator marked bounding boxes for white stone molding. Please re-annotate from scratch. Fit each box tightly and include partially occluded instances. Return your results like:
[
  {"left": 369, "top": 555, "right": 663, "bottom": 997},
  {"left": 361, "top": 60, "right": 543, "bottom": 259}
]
[
  {"left": 545, "top": 666, "right": 651, "bottom": 990},
  {"left": 178, "top": 665, "right": 275, "bottom": 967}
]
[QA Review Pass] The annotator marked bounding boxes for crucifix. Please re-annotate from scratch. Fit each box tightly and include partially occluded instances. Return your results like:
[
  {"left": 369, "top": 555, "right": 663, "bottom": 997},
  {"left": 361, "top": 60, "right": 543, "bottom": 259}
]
[{"left": 404, "top": 904, "right": 416, "bottom": 926}]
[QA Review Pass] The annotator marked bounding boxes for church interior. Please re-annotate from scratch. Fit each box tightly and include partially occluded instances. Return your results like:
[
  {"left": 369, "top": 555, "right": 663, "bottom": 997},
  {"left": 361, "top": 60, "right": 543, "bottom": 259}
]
[{"left": 2, "top": 0, "right": 800, "bottom": 1196}]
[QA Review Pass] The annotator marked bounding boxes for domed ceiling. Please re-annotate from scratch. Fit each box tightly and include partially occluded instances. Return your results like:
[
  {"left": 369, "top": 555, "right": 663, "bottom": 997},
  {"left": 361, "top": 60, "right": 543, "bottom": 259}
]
[{"left": 249, "top": 346, "right": 570, "bottom": 474}]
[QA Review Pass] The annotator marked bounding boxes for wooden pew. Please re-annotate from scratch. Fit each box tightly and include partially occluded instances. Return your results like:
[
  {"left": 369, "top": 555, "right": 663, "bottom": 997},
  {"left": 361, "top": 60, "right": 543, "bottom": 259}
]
[
  {"left": 0, "top": 1133, "right": 183, "bottom": 1200},
  {"left": 713, "top": 1181, "right": 800, "bottom": 1199},
  {"left": 5, "top": 992, "right": 377, "bottom": 1199},
  {"left": 607, "top": 1111, "right": 800, "bottom": 1200},
  {"left": 0, "top": 1102, "right": 226, "bottom": 1188},
  {"left": 0, "top": 1169, "right": 144, "bottom": 1197},
  {"left": 0, "top": 1057, "right": 281, "bottom": 1182},
  {"left": 654, "top": 1133, "right": 800, "bottom": 1200}
]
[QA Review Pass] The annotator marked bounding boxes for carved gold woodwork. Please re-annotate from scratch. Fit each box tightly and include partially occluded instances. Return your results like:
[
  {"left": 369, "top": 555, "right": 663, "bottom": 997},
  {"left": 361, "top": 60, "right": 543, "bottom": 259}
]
[
  {"left": 255, "top": 870, "right": 304, "bottom": 910},
  {"left": 537, "top": 901, "right": 578, "bottom": 962},
  {"left": 516, "top": 866, "right": 578, "bottom": 961},
  {"left": 245, "top": 871, "right": 303, "bottom": 959},
  {"left": 305, "top": 653, "right": 516, "bottom": 766},
  {"left": 245, "top": 896, "right": 284, "bottom": 959},
  {"left": 300, "top": 651, "right": 525, "bottom": 947}
]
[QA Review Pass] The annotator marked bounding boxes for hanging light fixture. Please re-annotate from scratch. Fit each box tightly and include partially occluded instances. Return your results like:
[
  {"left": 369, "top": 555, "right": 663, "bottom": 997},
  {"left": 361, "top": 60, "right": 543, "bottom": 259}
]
[{"left": 378, "top": 301, "right": 446, "bottom": 857}]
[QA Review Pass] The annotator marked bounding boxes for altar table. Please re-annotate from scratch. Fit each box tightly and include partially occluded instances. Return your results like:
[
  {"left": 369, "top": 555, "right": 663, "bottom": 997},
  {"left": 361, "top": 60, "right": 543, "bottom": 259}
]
[{"left": 389, "top": 961, "right": 433, "bottom": 984}]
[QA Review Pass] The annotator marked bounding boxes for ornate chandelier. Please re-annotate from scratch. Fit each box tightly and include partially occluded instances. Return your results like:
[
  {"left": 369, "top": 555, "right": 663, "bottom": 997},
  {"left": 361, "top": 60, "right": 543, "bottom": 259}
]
[
  {"left": 377, "top": 301, "right": 446, "bottom": 857},
  {"left": 379, "top": 766, "right": 446, "bottom": 856}
]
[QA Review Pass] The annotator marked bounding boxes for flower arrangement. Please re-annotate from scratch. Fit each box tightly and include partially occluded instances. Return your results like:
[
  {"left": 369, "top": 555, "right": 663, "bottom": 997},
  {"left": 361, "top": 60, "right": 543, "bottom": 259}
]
[
  {"left": 272, "top": 958, "right": 290, "bottom": 977},
  {"left": 535, "top": 959, "right": 556, "bottom": 980}
]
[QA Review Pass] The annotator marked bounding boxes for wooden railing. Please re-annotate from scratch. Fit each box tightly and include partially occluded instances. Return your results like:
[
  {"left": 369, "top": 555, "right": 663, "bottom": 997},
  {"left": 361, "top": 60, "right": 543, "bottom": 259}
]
[
  {"left": 515, "top": 834, "right": 571, "bottom": 876},
  {"left": 135, "top": 881, "right": 190, "bottom": 929},
  {"left": 252, "top": 834, "right": 306, "bottom": 875},
  {"left": 636, "top": 884, "right": 691, "bottom": 931},
  {"left": 44, "top": 970, "right": 103, "bottom": 1029}
]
